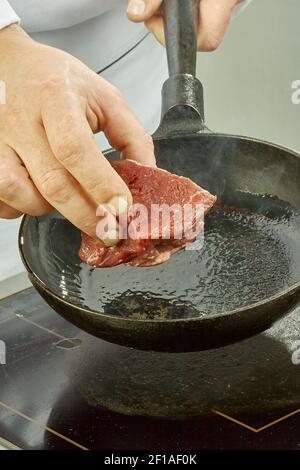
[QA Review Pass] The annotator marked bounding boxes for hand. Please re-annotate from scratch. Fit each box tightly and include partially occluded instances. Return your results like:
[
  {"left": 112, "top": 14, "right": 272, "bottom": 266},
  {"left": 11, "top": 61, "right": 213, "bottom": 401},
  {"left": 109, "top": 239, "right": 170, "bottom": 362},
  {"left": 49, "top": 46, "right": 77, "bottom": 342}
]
[
  {"left": 127, "top": 0, "right": 242, "bottom": 51},
  {"left": 0, "top": 25, "right": 155, "bottom": 244}
]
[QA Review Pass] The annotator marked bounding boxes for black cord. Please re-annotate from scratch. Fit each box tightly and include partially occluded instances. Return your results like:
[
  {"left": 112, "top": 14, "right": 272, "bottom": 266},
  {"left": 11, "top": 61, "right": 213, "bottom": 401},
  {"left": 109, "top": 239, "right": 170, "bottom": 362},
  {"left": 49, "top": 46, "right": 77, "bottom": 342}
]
[{"left": 97, "top": 32, "right": 150, "bottom": 75}]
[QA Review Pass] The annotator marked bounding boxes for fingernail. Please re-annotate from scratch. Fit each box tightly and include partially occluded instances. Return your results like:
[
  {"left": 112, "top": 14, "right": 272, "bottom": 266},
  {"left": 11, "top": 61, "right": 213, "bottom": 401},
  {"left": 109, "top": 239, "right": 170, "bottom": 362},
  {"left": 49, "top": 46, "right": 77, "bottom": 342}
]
[
  {"left": 127, "top": 0, "right": 145, "bottom": 17},
  {"left": 96, "top": 208, "right": 120, "bottom": 246},
  {"left": 107, "top": 195, "right": 129, "bottom": 217},
  {"left": 102, "top": 229, "right": 120, "bottom": 247}
]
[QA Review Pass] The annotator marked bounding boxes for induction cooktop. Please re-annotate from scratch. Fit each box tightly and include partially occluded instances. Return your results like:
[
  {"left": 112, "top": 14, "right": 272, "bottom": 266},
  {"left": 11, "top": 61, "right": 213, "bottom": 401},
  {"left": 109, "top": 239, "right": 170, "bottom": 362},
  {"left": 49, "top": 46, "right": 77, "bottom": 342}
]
[{"left": 1, "top": 287, "right": 300, "bottom": 450}]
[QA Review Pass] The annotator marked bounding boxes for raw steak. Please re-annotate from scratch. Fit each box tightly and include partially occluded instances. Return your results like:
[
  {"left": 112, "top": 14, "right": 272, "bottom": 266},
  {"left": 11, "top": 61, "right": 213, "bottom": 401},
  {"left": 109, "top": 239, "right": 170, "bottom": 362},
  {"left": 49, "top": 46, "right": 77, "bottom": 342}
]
[{"left": 79, "top": 160, "right": 216, "bottom": 268}]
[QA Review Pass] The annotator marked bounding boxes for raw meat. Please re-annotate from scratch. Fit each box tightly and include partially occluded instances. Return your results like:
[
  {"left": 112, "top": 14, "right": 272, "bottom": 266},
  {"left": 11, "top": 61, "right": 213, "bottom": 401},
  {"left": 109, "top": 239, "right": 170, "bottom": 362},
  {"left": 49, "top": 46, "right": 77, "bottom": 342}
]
[{"left": 79, "top": 160, "right": 216, "bottom": 268}]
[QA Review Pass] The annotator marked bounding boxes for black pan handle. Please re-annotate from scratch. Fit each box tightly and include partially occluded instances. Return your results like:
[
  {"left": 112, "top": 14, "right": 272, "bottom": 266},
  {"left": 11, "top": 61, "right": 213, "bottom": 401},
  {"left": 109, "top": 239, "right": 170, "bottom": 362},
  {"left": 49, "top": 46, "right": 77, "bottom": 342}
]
[
  {"left": 164, "top": 0, "right": 197, "bottom": 76},
  {"left": 154, "top": 0, "right": 206, "bottom": 138}
]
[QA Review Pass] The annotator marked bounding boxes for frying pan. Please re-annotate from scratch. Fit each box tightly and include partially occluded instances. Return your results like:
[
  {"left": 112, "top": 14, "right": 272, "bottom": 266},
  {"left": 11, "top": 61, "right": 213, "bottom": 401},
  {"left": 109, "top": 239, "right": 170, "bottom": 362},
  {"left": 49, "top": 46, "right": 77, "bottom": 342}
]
[{"left": 19, "top": 0, "right": 300, "bottom": 352}]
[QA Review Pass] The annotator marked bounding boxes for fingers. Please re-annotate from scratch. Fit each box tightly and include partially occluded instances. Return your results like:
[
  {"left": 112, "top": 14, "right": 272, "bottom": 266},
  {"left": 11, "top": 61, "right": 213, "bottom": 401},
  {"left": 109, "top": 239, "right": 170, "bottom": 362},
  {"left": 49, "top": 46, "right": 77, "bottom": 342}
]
[
  {"left": 0, "top": 144, "right": 51, "bottom": 216},
  {"left": 138, "top": 0, "right": 239, "bottom": 52},
  {"left": 95, "top": 80, "right": 156, "bottom": 166},
  {"left": 197, "top": 0, "right": 239, "bottom": 52},
  {"left": 127, "top": 0, "right": 165, "bottom": 46},
  {"left": 145, "top": 15, "right": 165, "bottom": 46},
  {"left": 14, "top": 124, "right": 105, "bottom": 239},
  {"left": 127, "top": 0, "right": 162, "bottom": 22},
  {"left": 41, "top": 88, "right": 135, "bottom": 206}
]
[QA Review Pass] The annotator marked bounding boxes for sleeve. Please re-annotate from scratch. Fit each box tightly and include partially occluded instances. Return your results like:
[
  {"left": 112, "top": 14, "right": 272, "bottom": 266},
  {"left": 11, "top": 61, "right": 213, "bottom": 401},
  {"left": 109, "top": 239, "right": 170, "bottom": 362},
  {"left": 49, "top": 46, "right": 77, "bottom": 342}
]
[
  {"left": 232, "top": 0, "right": 253, "bottom": 18},
  {"left": 0, "top": 0, "right": 20, "bottom": 30}
]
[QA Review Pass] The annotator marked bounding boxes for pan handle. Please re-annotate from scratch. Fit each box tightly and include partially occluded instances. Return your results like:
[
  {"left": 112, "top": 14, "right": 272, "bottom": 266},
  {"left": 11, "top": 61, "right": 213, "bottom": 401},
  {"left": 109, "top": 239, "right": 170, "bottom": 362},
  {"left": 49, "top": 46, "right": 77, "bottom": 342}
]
[
  {"left": 164, "top": 0, "right": 198, "bottom": 76},
  {"left": 154, "top": 0, "right": 207, "bottom": 138}
]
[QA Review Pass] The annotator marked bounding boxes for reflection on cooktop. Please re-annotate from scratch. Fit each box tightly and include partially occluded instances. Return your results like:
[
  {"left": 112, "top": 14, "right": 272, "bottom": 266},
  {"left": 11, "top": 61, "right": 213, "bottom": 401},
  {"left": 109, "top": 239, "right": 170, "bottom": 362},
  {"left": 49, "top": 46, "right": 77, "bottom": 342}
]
[{"left": 1, "top": 288, "right": 300, "bottom": 450}]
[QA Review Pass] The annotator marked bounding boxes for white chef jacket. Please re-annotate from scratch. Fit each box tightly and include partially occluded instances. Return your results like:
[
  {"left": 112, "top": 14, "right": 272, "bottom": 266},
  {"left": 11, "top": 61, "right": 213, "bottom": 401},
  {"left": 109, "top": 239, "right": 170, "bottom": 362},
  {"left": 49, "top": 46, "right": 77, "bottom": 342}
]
[{"left": 0, "top": 0, "right": 251, "bottom": 287}]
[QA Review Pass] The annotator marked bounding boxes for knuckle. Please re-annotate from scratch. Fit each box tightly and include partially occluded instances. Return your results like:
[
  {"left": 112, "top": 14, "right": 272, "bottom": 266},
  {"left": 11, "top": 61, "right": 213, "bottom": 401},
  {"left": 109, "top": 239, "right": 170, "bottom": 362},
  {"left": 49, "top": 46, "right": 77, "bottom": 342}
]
[
  {"left": 55, "top": 137, "right": 83, "bottom": 165},
  {"left": 207, "top": 41, "right": 220, "bottom": 52},
  {"left": 89, "top": 179, "right": 111, "bottom": 198},
  {"left": 39, "top": 78, "right": 66, "bottom": 96},
  {"left": 0, "top": 171, "right": 20, "bottom": 198},
  {"left": 199, "top": 36, "right": 221, "bottom": 52},
  {"left": 37, "top": 167, "right": 71, "bottom": 203}
]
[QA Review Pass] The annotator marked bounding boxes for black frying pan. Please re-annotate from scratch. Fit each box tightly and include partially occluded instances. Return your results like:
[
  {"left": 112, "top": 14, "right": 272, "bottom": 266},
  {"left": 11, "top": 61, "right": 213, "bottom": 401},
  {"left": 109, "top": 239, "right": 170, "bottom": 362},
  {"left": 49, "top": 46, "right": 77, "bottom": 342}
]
[{"left": 19, "top": 0, "right": 300, "bottom": 352}]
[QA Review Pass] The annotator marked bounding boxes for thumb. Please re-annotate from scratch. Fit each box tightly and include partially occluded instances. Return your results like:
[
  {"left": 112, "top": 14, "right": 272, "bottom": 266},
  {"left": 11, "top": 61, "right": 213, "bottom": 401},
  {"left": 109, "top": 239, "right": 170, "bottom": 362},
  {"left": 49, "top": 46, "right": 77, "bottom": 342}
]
[{"left": 126, "top": 0, "right": 163, "bottom": 22}]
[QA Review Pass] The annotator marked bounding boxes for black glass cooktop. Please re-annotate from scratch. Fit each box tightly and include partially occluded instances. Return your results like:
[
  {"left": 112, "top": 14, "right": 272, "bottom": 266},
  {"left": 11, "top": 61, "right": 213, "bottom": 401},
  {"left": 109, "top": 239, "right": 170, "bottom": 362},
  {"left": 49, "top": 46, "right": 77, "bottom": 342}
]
[{"left": 0, "top": 287, "right": 300, "bottom": 450}]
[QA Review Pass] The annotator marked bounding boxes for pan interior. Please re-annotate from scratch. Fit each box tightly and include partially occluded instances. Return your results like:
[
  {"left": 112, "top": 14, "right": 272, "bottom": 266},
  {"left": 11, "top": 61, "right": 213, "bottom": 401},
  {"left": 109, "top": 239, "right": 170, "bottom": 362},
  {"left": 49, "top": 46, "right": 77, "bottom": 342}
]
[{"left": 20, "top": 135, "right": 300, "bottom": 320}]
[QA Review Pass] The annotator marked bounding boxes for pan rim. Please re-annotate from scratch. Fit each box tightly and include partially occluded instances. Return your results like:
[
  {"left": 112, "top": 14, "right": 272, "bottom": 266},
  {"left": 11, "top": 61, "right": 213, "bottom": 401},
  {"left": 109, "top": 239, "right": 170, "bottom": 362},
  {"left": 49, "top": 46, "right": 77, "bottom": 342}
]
[
  {"left": 110, "top": 130, "right": 300, "bottom": 159},
  {"left": 18, "top": 132, "right": 300, "bottom": 324}
]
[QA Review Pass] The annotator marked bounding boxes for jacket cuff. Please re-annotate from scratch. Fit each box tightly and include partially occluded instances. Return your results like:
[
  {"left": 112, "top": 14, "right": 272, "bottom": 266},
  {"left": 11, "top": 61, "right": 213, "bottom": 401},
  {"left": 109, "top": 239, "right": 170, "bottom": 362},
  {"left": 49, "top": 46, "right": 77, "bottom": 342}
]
[{"left": 0, "top": 0, "right": 20, "bottom": 30}]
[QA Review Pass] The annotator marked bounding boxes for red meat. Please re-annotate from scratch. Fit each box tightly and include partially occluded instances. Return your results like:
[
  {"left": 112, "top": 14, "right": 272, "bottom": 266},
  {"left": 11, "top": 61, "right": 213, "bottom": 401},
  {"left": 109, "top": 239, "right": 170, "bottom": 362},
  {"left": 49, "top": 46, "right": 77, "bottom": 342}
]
[{"left": 79, "top": 160, "right": 216, "bottom": 268}]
